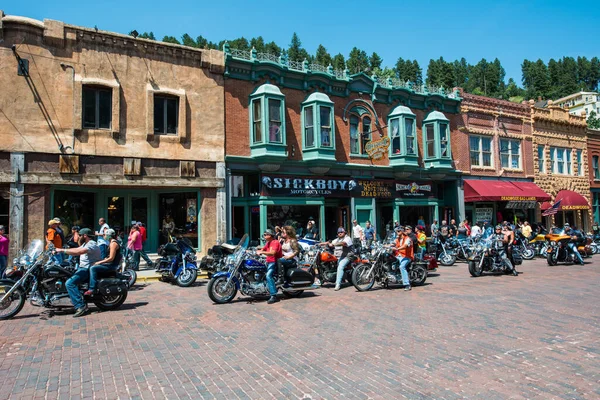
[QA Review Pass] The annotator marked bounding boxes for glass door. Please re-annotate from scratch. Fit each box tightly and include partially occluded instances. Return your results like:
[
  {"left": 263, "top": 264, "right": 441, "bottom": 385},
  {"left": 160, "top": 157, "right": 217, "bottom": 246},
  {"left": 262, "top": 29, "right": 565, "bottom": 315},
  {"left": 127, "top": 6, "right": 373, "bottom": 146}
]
[
  {"left": 106, "top": 196, "right": 125, "bottom": 232},
  {"left": 131, "top": 197, "right": 149, "bottom": 251}
]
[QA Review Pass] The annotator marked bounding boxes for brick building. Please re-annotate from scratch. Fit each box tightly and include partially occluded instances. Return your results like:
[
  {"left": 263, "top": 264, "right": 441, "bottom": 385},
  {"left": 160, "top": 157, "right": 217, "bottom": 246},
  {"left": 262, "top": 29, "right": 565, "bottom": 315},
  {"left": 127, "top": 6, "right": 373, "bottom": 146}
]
[
  {"left": 532, "top": 101, "right": 591, "bottom": 230},
  {"left": 587, "top": 128, "right": 600, "bottom": 226},
  {"left": 455, "top": 92, "right": 550, "bottom": 226},
  {"left": 223, "top": 47, "right": 463, "bottom": 241},
  {"left": 0, "top": 11, "right": 226, "bottom": 256}
]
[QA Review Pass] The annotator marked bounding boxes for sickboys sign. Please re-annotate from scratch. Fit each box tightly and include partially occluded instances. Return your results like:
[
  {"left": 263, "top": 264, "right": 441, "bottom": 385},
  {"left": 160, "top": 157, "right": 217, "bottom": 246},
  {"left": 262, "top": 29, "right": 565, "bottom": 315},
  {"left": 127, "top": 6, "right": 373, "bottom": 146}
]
[{"left": 261, "top": 175, "right": 436, "bottom": 198}]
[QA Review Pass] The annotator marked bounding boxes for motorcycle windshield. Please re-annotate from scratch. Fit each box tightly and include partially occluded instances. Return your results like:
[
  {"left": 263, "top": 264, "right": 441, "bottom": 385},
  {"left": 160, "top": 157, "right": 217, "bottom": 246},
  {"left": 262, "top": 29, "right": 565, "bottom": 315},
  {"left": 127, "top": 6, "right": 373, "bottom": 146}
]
[
  {"left": 232, "top": 234, "right": 249, "bottom": 267},
  {"left": 26, "top": 239, "right": 44, "bottom": 260}
]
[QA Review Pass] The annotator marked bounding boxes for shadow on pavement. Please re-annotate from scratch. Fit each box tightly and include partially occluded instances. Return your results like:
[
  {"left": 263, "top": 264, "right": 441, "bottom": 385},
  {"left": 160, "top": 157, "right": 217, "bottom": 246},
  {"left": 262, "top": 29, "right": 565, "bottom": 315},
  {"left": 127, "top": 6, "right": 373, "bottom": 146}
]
[{"left": 110, "top": 301, "right": 149, "bottom": 312}]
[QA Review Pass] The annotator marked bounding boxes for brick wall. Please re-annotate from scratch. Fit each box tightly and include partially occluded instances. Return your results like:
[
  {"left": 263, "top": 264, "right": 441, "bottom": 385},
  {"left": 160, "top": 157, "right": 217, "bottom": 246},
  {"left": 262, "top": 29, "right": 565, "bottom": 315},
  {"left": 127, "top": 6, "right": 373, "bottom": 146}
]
[{"left": 588, "top": 130, "right": 600, "bottom": 189}]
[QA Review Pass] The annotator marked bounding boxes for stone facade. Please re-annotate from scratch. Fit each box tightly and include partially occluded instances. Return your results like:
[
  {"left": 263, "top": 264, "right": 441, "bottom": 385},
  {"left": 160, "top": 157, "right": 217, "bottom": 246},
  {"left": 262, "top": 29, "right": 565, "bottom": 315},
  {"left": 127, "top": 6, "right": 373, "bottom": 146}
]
[
  {"left": 0, "top": 11, "right": 226, "bottom": 255},
  {"left": 586, "top": 128, "right": 600, "bottom": 224}
]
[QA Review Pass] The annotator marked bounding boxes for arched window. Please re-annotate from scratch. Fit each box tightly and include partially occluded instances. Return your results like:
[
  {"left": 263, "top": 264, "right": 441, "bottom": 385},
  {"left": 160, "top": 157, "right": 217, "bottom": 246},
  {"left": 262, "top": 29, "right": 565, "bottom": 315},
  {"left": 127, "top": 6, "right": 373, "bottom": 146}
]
[
  {"left": 301, "top": 92, "right": 336, "bottom": 161},
  {"left": 387, "top": 105, "right": 417, "bottom": 166},
  {"left": 349, "top": 114, "right": 373, "bottom": 156}
]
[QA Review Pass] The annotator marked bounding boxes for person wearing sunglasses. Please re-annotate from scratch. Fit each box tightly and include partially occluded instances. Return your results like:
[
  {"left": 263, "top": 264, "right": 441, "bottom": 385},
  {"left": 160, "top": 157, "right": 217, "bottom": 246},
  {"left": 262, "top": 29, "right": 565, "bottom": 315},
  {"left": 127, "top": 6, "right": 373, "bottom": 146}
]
[
  {"left": 319, "top": 227, "right": 353, "bottom": 291},
  {"left": 256, "top": 229, "right": 283, "bottom": 304}
]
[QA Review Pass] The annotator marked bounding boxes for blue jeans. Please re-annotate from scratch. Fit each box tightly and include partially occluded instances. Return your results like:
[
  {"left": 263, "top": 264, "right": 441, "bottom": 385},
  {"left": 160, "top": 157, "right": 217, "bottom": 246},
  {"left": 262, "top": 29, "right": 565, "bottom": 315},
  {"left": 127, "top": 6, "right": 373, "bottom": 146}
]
[
  {"left": 265, "top": 262, "right": 277, "bottom": 296},
  {"left": 89, "top": 263, "right": 119, "bottom": 291},
  {"left": 396, "top": 256, "right": 411, "bottom": 287},
  {"left": 52, "top": 252, "right": 64, "bottom": 265},
  {"left": 99, "top": 244, "right": 108, "bottom": 259},
  {"left": 335, "top": 257, "right": 351, "bottom": 286},
  {"left": 66, "top": 268, "right": 89, "bottom": 309},
  {"left": 0, "top": 255, "right": 6, "bottom": 278},
  {"left": 567, "top": 243, "right": 584, "bottom": 263}
]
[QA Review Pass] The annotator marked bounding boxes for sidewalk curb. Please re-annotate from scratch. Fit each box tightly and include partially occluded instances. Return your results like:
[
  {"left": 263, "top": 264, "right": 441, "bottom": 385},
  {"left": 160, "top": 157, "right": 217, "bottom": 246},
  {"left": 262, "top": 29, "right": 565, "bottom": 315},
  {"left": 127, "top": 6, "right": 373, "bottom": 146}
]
[{"left": 135, "top": 272, "right": 209, "bottom": 284}]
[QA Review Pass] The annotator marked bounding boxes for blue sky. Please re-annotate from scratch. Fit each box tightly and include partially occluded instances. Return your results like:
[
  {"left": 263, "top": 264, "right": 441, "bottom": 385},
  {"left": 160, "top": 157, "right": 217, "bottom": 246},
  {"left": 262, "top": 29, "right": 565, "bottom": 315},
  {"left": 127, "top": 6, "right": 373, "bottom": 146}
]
[{"left": 5, "top": 0, "right": 599, "bottom": 83}]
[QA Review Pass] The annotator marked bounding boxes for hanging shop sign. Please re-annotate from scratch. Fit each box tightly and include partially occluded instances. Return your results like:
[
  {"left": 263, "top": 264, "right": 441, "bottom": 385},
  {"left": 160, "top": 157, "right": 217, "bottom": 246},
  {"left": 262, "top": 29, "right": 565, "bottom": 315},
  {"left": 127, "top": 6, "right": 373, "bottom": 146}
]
[
  {"left": 505, "top": 201, "right": 537, "bottom": 209},
  {"left": 395, "top": 182, "right": 436, "bottom": 198},
  {"left": 475, "top": 207, "right": 494, "bottom": 223},
  {"left": 365, "top": 137, "right": 390, "bottom": 161},
  {"left": 261, "top": 175, "right": 434, "bottom": 199}
]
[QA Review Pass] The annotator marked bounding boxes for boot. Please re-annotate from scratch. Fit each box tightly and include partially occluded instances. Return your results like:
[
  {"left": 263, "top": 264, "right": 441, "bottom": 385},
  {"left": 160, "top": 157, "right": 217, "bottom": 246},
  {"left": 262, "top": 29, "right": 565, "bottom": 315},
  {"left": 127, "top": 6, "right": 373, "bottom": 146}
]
[{"left": 275, "top": 260, "right": 284, "bottom": 285}]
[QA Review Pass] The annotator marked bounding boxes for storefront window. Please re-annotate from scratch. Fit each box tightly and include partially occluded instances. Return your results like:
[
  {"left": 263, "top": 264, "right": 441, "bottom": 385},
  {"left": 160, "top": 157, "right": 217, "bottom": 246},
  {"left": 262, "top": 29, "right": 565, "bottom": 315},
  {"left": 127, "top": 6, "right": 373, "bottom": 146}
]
[
  {"left": 230, "top": 175, "right": 245, "bottom": 198},
  {"left": 53, "top": 190, "right": 96, "bottom": 232},
  {"left": 266, "top": 205, "right": 320, "bottom": 238},
  {"left": 0, "top": 195, "right": 9, "bottom": 233},
  {"left": 248, "top": 175, "right": 260, "bottom": 197},
  {"left": 159, "top": 192, "right": 198, "bottom": 247},
  {"left": 594, "top": 193, "right": 600, "bottom": 224},
  {"left": 107, "top": 196, "right": 125, "bottom": 231}
]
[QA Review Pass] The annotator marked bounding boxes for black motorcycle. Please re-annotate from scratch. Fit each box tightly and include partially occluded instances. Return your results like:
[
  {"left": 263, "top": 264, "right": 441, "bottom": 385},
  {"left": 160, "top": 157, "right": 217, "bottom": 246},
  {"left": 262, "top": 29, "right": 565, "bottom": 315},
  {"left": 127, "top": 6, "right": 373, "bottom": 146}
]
[
  {"left": 352, "top": 241, "right": 427, "bottom": 291},
  {"left": 0, "top": 240, "right": 129, "bottom": 320},
  {"left": 199, "top": 240, "right": 238, "bottom": 278},
  {"left": 467, "top": 237, "right": 519, "bottom": 277},
  {"left": 431, "top": 234, "right": 457, "bottom": 266}
]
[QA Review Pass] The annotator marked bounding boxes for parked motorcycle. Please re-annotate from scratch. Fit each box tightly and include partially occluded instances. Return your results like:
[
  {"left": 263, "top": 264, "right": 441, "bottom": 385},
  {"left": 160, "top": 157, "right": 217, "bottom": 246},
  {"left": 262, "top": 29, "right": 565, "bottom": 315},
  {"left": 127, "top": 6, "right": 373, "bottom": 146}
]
[
  {"left": 431, "top": 235, "right": 457, "bottom": 266},
  {"left": 514, "top": 230, "right": 536, "bottom": 260},
  {"left": 528, "top": 232, "right": 549, "bottom": 257},
  {"left": 352, "top": 242, "right": 427, "bottom": 291},
  {"left": 155, "top": 238, "right": 198, "bottom": 287},
  {"left": 0, "top": 240, "right": 129, "bottom": 320},
  {"left": 445, "top": 237, "right": 473, "bottom": 262},
  {"left": 207, "top": 234, "right": 317, "bottom": 303},
  {"left": 118, "top": 247, "right": 137, "bottom": 288},
  {"left": 199, "top": 240, "right": 238, "bottom": 278},
  {"left": 467, "top": 236, "right": 519, "bottom": 277},
  {"left": 545, "top": 229, "right": 589, "bottom": 265}
]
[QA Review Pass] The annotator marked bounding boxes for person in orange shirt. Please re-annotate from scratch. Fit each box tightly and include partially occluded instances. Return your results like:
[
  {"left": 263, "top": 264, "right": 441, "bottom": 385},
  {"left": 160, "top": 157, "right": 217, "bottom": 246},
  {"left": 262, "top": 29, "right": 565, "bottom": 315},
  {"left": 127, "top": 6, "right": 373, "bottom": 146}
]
[
  {"left": 46, "top": 219, "right": 64, "bottom": 263},
  {"left": 390, "top": 226, "right": 414, "bottom": 291}
]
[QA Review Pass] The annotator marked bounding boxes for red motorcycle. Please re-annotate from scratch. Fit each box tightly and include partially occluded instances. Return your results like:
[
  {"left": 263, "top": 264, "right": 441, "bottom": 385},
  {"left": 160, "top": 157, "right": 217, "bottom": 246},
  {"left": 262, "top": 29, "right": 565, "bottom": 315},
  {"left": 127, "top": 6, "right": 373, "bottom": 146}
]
[{"left": 301, "top": 244, "right": 365, "bottom": 286}]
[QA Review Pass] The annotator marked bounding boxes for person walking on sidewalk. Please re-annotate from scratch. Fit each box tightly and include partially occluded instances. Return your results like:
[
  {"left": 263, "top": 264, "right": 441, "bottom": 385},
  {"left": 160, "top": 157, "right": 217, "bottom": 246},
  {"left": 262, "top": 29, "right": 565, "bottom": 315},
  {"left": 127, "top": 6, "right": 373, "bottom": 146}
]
[
  {"left": 0, "top": 226, "right": 8, "bottom": 278},
  {"left": 136, "top": 222, "right": 153, "bottom": 268},
  {"left": 127, "top": 224, "right": 143, "bottom": 271},
  {"left": 95, "top": 218, "right": 110, "bottom": 259}
]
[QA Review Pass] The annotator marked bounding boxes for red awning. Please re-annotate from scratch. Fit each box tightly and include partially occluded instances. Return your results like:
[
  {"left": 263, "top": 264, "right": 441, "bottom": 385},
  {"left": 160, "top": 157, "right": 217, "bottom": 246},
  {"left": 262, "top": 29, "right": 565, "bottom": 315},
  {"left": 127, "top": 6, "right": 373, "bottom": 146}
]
[
  {"left": 552, "top": 190, "right": 590, "bottom": 210},
  {"left": 464, "top": 180, "right": 551, "bottom": 203}
]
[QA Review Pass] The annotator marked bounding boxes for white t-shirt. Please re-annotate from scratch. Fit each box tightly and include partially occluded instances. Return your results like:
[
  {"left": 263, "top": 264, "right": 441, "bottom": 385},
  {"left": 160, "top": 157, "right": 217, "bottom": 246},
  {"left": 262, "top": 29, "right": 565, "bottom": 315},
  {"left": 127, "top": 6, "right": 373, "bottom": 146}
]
[
  {"left": 352, "top": 224, "right": 364, "bottom": 240},
  {"left": 97, "top": 223, "right": 109, "bottom": 245},
  {"left": 332, "top": 236, "right": 353, "bottom": 259},
  {"left": 470, "top": 225, "right": 482, "bottom": 238}
]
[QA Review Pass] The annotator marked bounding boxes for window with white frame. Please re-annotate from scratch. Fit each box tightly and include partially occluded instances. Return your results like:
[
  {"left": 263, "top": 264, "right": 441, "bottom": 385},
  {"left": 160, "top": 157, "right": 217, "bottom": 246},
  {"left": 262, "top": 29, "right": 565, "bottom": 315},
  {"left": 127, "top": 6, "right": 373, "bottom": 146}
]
[
  {"left": 469, "top": 136, "right": 492, "bottom": 167},
  {"left": 249, "top": 83, "right": 286, "bottom": 148},
  {"left": 537, "top": 144, "right": 545, "bottom": 172},
  {"left": 594, "top": 156, "right": 600, "bottom": 180},
  {"left": 550, "top": 147, "right": 573, "bottom": 175},
  {"left": 499, "top": 139, "right": 521, "bottom": 169},
  {"left": 350, "top": 115, "right": 372, "bottom": 155},
  {"left": 405, "top": 118, "right": 416, "bottom": 155},
  {"left": 304, "top": 107, "right": 314, "bottom": 148},
  {"left": 390, "top": 118, "right": 400, "bottom": 154},
  {"left": 154, "top": 94, "right": 178, "bottom": 135},
  {"left": 83, "top": 86, "right": 112, "bottom": 129}
]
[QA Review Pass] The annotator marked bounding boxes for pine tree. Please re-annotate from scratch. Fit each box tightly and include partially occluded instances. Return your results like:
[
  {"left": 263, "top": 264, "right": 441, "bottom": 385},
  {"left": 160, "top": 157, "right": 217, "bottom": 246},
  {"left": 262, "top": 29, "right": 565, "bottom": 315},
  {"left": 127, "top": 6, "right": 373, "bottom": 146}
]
[
  {"left": 315, "top": 45, "right": 333, "bottom": 66},
  {"left": 229, "top": 37, "right": 250, "bottom": 51},
  {"left": 139, "top": 32, "right": 156, "bottom": 40},
  {"left": 588, "top": 110, "right": 600, "bottom": 130},
  {"left": 264, "top": 41, "right": 281, "bottom": 55},
  {"left": 452, "top": 58, "right": 469, "bottom": 88},
  {"left": 162, "top": 36, "right": 180, "bottom": 44},
  {"left": 250, "top": 36, "right": 266, "bottom": 53},
  {"left": 332, "top": 53, "right": 346, "bottom": 71},
  {"left": 522, "top": 59, "right": 550, "bottom": 100},
  {"left": 346, "top": 47, "right": 369, "bottom": 74},
  {"left": 288, "top": 33, "right": 310, "bottom": 62},
  {"left": 369, "top": 52, "right": 383, "bottom": 71},
  {"left": 181, "top": 34, "right": 197, "bottom": 48}
]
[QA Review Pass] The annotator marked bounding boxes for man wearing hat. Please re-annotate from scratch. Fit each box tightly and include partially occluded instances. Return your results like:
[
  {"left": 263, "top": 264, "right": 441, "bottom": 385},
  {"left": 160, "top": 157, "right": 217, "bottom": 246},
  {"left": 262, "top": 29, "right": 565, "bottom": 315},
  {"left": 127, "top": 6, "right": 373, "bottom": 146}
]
[
  {"left": 256, "top": 229, "right": 283, "bottom": 304},
  {"left": 304, "top": 218, "right": 319, "bottom": 240},
  {"left": 46, "top": 218, "right": 63, "bottom": 263},
  {"left": 390, "top": 225, "right": 414, "bottom": 291},
  {"left": 320, "top": 227, "right": 353, "bottom": 291},
  {"left": 55, "top": 228, "right": 102, "bottom": 317}
]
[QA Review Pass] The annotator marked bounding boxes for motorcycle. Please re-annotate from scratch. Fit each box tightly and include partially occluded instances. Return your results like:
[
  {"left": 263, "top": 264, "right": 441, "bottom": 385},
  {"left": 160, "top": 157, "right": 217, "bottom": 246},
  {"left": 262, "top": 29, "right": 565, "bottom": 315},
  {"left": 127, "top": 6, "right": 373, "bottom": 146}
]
[
  {"left": 352, "top": 241, "right": 427, "bottom": 292},
  {"left": 528, "top": 232, "right": 549, "bottom": 257},
  {"left": 514, "top": 230, "right": 536, "bottom": 260},
  {"left": 207, "top": 234, "right": 317, "bottom": 303},
  {"left": 199, "top": 240, "right": 238, "bottom": 278},
  {"left": 309, "top": 242, "right": 362, "bottom": 286},
  {"left": 445, "top": 236, "right": 473, "bottom": 262},
  {"left": 0, "top": 240, "right": 129, "bottom": 320},
  {"left": 431, "top": 234, "right": 457, "bottom": 266},
  {"left": 155, "top": 238, "right": 199, "bottom": 287},
  {"left": 545, "top": 229, "right": 590, "bottom": 265},
  {"left": 467, "top": 236, "right": 519, "bottom": 277},
  {"left": 117, "top": 247, "right": 137, "bottom": 288}
]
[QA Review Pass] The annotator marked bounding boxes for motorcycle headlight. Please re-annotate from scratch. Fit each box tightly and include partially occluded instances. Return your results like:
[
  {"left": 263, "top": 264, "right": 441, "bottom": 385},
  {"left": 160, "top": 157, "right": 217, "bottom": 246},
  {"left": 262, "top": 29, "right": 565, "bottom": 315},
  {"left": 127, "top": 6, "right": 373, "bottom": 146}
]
[
  {"left": 13, "top": 258, "right": 19, "bottom": 266},
  {"left": 308, "top": 251, "right": 315, "bottom": 257},
  {"left": 475, "top": 243, "right": 483, "bottom": 252}
]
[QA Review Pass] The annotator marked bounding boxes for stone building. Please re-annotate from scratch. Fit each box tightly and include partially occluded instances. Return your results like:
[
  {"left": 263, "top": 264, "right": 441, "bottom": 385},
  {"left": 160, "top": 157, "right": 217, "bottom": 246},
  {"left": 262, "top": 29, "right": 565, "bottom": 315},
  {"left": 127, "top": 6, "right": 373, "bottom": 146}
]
[
  {"left": 454, "top": 92, "right": 551, "bottom": 225},
  {"left": 532, "top": 101, "right": 591, "bottom": 230},
  {"left": 0, "top": 11, "right": 226, "bottom": 256},
  {"left": 223, "top": 46, "right": 463, "bottom": 241}
]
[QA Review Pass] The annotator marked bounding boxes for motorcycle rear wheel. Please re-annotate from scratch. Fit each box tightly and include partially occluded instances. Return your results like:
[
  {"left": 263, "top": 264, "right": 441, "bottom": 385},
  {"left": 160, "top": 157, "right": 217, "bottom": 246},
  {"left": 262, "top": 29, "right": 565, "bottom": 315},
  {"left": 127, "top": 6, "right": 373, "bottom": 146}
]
[
  {"left": 439, "top": 253, "right": 456, "bottom": 266},
  {"left": 120, "top": 269, "right": 137, "bottom": 288},
  {"left": 0, "top": 286, "right": 26, "bottom": 320},
  {"left": 93, "top": 292, "right": 128, "bottom": 311},
  {"left": 409, "top": 264, "right": 427, "bottom": 286},
  {"left": 207, "top": 276, "right": 237, "bottom": 304},
  {"left": 176, "top": 269, "right": 198, "bottom": 287},
  {"left": 352, "top": 264, "right": 375, "bottom": 292},
  {"left": 468, "top": 260, "right": 482, "bottom": 277},
  {"left": 546, "top": 253, "right": 557, "bottom": 266}
]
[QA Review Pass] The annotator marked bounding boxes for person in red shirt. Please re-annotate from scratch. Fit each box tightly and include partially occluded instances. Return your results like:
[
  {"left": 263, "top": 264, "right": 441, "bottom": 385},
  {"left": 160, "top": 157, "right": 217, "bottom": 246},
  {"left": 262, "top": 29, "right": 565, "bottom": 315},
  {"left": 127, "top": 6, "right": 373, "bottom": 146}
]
[
  {"left": 390, "top": 226, "right": 414, "bottom": 291},
  {"left": 256, "top": 229, "right": 282, "bottom": 304},
  {"left": 136, "top": 222, "right": 153, "bottom": 268}
]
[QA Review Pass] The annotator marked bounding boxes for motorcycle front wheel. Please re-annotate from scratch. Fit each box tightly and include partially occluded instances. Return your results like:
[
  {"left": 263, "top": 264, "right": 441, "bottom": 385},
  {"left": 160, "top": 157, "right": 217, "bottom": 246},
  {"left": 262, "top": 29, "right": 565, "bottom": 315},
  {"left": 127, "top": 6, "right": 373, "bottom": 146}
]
[
  {"left": 546, "top": 252, "right": 557, "bottom": 266},
  {"left": 0, "top": 285, "right": 26, "bottom": 320},
  {"left": 352, "top": 264, "right": 375, "bottom": 292},
  {"left": 176, "top": 268, "right": 198, "bottom": 287},
  {"left": 207, "top": 276, "right": 237, "bottom": 304},
  {"left": 93, "top": 292, "right": 128, "bottom": 311},
  {"left": 439, "top": 253, "right": 456, "bottom": 266},
  {"left": 522, "top": 246, "right": 536, "bottom": 260},
  {"left": 468, "top": 260, "right": 482, "bottom": 277},
  {"left": 409, "top": 264, "right": 427, "bottom": 286}
]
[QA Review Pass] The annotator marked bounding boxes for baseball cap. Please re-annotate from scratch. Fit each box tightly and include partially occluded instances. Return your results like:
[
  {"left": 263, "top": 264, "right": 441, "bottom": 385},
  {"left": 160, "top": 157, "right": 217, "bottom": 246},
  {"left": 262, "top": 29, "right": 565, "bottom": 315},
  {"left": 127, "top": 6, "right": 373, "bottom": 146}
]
[
  {"left": 337, "top": 227, "right": 345, "bottom": 233},
  {"left": 79, "top": 228, "right": 93, "bottom": 236},
  {"left": 404, "top": 225, "right": 413, "bottom": 230},
  {"left": 263, "top": 229, "right": 275, "bottom": 236},
  {"left": 495, "top": 224, "right": 502, "bottom": 229}
]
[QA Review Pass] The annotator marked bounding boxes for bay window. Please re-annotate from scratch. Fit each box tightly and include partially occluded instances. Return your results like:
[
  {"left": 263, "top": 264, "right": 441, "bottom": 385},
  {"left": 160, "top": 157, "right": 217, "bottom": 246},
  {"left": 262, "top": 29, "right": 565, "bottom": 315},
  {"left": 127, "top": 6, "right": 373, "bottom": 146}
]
[
  {"left": 301, "top": 92, "right": 335, "bottom": 161},
  {"left": 249, "top": 83, "right": 287, "bottom": 158},
  {"left": 422, "top": 111, "right": 452, "bottom": 168},
  {"left": 387, "top": 105, "right": 417, "bottom": 166}
]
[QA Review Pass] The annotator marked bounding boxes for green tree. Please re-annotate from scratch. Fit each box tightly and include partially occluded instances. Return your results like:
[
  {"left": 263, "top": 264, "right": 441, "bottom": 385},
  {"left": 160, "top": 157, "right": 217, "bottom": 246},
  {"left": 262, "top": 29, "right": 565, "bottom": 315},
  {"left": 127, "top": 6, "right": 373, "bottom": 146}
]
[
  {"left": 139, "top": 32, "right": 156, "bottom": 40},
  {"left": 332, "top": 53, "right": 346, "bottom": 70},
  {"left": 250, "top": 36, "right": 266, "bottom": 53},
  {"left": 369, "top": 52, "right": 383, "bottom": 71},
  {"left": 229, "top": 37, "right": 250, "bottom": 51},
  {"left": 590, "top": 57, "right": 600, "bottom": 91},
  {"left": 315, "top": 44, "right": 333, "bottom": 66},
  {"left": 346, "top": 47, "right": 369, "bottom": 74},
  {"left": 195, "top": 35, "right": 218, "bottom": 50},
  {"left": 264, "top": 41, "right": 281, "bottom": 55},
  {"left": 162, "top": 36, "right": 181, "bottom": 44},
  {"left": 426, "top": 57, "right": 454, "bottom": 88},
  {"left": 588, "top": 110, "right": 600, "bottom": 130},
  {"left": 181, "top": 33, "right": 197, "bottom": 48},
  {"left": 522, "top": 59, "right": 550, "bottom": 100},
  {"left": 504, "top": 77, "right": 525, "bottom": 100},
  {"left": 452, "top": 58, "right": 470, "bottom": 89},
  {"left": 288, "top": 33, "right": 310, "bottom": 62}
]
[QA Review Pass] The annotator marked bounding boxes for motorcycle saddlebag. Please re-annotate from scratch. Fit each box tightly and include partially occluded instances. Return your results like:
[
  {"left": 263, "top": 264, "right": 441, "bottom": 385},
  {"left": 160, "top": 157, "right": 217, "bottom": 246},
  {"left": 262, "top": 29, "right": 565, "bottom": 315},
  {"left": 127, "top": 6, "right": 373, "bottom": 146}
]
[
  {"left": 97, "top": 278, "right": 128, "bottom": 296},
  {"left": 285, "top": 268, "right": 314, "bottom": 287}
]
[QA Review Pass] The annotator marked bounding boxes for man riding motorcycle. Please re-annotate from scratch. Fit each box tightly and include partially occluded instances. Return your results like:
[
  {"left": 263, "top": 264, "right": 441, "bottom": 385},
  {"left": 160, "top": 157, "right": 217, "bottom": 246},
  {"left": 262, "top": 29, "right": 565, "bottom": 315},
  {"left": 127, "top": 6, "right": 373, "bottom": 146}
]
[
  {"left": 495, "top": 225, "right": 518, "bottom": 276},
  {"left": 320, "top": 227, "right": 353, "bottom": 291},
  {"left": 389, "top": 226, "right": 413, "bottom": 291},
  {"left": 564, "top": 223, "right": 584, "bottom": 265}
]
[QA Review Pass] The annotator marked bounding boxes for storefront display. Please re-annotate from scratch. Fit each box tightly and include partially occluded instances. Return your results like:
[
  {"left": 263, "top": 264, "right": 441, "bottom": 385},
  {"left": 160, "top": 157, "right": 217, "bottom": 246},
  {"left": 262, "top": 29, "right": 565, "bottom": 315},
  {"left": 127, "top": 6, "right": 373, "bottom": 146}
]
[
  {"left": 53, "top": 190, "right": 96, "bottom": 232},
  {"left": 158, "top": 192, "right": 198, "bottom": 247}
]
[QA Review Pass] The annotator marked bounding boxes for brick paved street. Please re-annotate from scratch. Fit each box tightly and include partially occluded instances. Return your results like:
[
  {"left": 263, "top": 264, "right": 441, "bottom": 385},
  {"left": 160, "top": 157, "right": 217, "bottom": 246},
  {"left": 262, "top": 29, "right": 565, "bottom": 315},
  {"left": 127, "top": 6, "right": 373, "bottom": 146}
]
[{"left": 0, "top": 258, "right": 599, "bottom": 400}]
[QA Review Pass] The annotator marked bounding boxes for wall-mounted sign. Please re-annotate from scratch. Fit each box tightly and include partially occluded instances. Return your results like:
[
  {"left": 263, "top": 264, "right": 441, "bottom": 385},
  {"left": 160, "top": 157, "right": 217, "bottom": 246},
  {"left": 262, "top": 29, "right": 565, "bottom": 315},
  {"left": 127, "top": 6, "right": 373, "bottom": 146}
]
[
  {"left": 261, "top": 175, "right": 435, "bottom": 199},
  {"left": 500, "top": 196, "right": 536, "bottom": 201},
  {"left": 365, "top": 137, "right": 390, "bottom": 160},
  {"left": 505, "top": 201, "right": 537, "bottom": 209},
  {"left": 475, "top": 207, "right": 494, "bottom": 223},
  {"left": 395, "top": 182, "right": 436, "bottom": 198}
]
